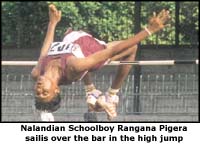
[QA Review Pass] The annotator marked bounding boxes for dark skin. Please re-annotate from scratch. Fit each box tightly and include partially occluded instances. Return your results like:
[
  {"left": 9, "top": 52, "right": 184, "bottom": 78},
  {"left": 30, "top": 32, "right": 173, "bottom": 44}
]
[{"left": 31, "top": 4, "right": 170, "bottom": 103}]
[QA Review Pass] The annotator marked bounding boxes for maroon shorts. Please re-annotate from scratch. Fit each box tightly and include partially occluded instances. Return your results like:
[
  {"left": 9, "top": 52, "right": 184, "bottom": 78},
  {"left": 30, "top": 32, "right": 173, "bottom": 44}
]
[{"left": 74, "top": 35, "right": 107, "bottom": 71}]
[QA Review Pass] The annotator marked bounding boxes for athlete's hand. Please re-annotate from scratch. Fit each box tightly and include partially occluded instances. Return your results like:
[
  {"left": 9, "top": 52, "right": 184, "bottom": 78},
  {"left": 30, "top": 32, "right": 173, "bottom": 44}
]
[
  {"left": 49, "top": 4, "right": 61, "bottom": 25},
  {"left": 147, "top": 9, "right": 170, "bottom": 34}
]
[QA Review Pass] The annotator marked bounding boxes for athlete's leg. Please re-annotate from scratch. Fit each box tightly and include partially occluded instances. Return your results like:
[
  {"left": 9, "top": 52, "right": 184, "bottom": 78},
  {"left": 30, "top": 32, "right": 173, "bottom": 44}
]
[
  {"left": 97, "top": 43, "right": 138, "bottom": 120},
  {"left": 71, "top": 9, "right": 170, "bottom": 73},
  {"left": 111, "top": 45, "right": 138, "bottom": 89},
  {"left": 82, "top": 72, "right": 93, "bottom": 85},
  {"left": 102, "top": 40, "right": 138, "bottom": 89}
]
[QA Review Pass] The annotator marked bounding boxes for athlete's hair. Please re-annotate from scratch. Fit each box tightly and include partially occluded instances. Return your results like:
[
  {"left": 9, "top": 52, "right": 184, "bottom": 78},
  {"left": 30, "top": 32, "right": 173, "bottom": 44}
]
[{"left": 35, "top": 94, "right": 61, "bottom": 112}]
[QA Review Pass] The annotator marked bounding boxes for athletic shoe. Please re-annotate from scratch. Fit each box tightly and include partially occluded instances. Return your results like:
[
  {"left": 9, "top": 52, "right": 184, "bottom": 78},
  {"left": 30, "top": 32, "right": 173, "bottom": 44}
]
[
  {"left": 96, "top": 93, "right": 119, "bottom": 120},
  {"left": 86, "top": 89, "right": 104, "bottom": 112}
]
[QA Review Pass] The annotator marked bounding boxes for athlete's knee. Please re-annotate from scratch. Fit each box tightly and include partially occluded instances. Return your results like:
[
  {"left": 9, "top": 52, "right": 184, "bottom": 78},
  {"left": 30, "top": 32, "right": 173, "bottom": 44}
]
[
  {"left": 131, "top": 45, "right": 138, "bottom": 53},
  {"left": 123, "top": 53, "right": 136, "bottom": 61},
  {"left": 127, "top": 45, "right": 138, "bottom": 58}
]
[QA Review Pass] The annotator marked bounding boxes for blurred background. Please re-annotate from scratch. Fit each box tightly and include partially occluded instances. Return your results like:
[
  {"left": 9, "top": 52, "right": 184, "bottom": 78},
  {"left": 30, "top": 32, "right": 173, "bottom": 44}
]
[{"left": 1, "top": 1, "right": 199, "bottom": 121}]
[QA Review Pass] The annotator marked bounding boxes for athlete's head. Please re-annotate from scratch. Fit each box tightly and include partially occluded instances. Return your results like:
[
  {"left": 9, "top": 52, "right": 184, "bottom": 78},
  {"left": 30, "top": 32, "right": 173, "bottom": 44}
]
[
  {"left": 34, "top": 75, "right": 61, "bottom": 112},
  {"left": 35, "top": 94, "right": 61, "bottom": 112},
  {"left": 35, "top": 75, "right": 60, "bottom": 103}
]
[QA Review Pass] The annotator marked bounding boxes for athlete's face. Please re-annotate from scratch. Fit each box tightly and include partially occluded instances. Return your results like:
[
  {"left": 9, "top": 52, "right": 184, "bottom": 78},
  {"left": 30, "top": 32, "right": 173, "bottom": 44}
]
[{"left": 35, "top": 76, "right": 59, "bottom": 102}]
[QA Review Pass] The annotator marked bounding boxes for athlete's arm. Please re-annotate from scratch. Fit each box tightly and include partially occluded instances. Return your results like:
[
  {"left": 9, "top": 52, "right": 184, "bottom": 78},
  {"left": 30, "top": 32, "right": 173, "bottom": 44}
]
[
  {"left": 39, "top": 4, "right": 61, "bottom": 59},
  {"left": 31, "top": 4, "right": 61, "bottom": 80},
  {"left": 32, "top": 21, "right": 57, "bottom": 79}
]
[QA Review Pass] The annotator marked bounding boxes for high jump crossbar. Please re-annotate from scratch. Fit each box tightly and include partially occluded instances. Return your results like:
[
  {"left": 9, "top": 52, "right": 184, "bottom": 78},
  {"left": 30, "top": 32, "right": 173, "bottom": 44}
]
[{"left": 1, "top": 60, "right": 199, "bottom": 66}]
